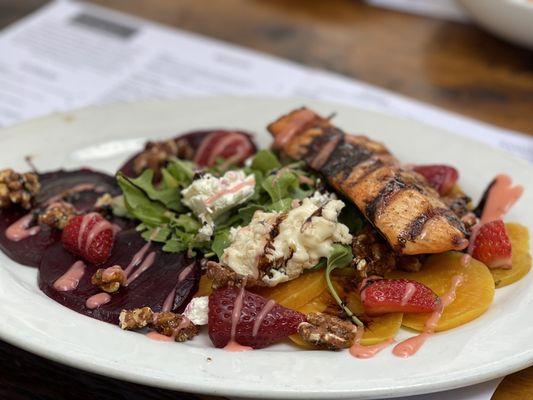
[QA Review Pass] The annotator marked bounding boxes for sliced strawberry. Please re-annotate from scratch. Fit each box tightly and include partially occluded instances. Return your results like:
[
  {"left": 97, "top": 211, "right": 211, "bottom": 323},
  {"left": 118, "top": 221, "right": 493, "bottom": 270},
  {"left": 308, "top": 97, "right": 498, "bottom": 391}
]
[
  {"left": 194, "top": 131, "right": 255, "bottom": 168},
  {"left": 208, "top": 287, "right": 305, "bottom": 349},
  {"left": 413, "top": 165, "right": 459, "bottom": 196},
  {"left": 62, "top": 212, "right": 115, "bottom": 264},
  {"left": 361, "top": 278, "right": 440, "bottom": 316},
  {"left": 471, "top": 220, "right": 512, "bottom": 269}
]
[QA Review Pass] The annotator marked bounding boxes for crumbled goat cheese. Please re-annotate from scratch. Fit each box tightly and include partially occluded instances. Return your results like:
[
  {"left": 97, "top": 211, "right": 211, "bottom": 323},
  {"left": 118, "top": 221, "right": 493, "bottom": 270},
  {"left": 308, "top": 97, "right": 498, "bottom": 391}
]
[
  {"left": 196, "top": 221, "right": 214, "bottom": 242},
  {"left": 182, "top": 170, "right": 255, "bottom": 221},
  {"left": 181, "top": 170, "right": 255, "bottom": 239},
  {"left": 221, "top": 197, "right": 352, "bottom": 286},
  {"left": 221, "top": 211, "right": 279, "bottom": 279},
  {"left": 309, "top": 190, "right": 337, "bottom": 206},
  {"left": 183, "top": 296, "right": 209, "bottom": 325}
]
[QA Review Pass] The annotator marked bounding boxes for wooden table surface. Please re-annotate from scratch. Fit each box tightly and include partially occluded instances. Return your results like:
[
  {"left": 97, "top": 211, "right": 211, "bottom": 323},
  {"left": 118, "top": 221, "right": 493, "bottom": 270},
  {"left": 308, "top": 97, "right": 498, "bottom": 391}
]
[{"left": 0, "top": 1, "right": 532, "bottom": 399}]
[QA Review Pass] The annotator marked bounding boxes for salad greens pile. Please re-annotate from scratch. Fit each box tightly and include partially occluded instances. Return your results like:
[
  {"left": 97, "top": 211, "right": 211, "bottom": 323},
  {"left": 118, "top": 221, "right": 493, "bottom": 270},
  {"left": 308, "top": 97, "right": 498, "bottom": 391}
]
[
  {"left": 116, "top": 150, "right": 321, "bottom": 257},
  {"left": 115, "top": 149, "right": 364, "bottom": 325}
]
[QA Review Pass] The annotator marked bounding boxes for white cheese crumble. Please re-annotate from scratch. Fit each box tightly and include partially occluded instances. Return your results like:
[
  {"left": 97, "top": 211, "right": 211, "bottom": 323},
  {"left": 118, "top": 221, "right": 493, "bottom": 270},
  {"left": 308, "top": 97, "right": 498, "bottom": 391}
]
[
  {"left": 221, "top": 197, "right": 352, "bottom": 287},
  {"left": 309, "top": 190, "right": 337, "bottom": 206},
  {"left": 221, "top": 211, "right": 279, "bottom": 279},
  {"left": 183, "top": 296, "right": 209, "bottom": 325},
  {"left": 181, "top": 170, "right": 255, "bottom": 240},
  {"left": 196, "top": 221, "right": 214, "bottom": 242}
]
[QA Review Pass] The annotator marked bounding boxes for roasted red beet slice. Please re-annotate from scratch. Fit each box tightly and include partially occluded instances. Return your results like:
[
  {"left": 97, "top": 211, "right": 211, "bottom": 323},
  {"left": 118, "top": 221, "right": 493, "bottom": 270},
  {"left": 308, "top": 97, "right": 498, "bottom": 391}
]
[
  {"left": 118, "top": 130, "right": 256, "bottom": 177},
  {"left": 0, "top": 169, "right": 121, "bottom": 267},
  {"left": 39, "top": 229, "right": 199, "bottom": 324}
]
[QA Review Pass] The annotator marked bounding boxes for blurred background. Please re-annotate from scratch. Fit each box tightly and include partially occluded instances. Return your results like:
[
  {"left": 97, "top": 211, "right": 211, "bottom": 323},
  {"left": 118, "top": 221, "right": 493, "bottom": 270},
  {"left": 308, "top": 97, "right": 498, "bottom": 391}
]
[{"left": 1, "top": 0, "right": 532, "bottom": 134}]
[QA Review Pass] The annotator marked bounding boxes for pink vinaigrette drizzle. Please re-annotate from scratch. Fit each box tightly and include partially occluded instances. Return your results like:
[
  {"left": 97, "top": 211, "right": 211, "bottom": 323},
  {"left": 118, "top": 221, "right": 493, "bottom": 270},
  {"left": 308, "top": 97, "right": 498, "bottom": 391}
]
[
  {"left": 480, "top": 174, "right": 523, "bottom": 225},
  {"left": 349, "top": 329, "right": 395, "bottom": 359},
  {"left": 392, "top": 274, "right": 464, "bottom": 358},
  {"left": 53, "top": 260, "right": 86, "bottom": 291},
  {"left": 224, "top": 280, "right": 253, "bottom": 352},
  {"left": 85, "top": 292, "right": 111, "bottom": 309},
  {"left": 146, "top": 331, "right": 173, "bottom": 342},
  {"left": 5, "top": 213, "right": 41, "bottom": 241}
]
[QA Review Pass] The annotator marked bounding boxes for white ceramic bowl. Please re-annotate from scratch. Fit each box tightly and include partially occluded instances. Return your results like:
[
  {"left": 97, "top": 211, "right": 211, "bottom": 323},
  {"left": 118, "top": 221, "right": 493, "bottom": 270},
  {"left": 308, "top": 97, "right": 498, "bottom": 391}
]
[{"left": 459, "top": 0, "right": 533, "bottom": 49}]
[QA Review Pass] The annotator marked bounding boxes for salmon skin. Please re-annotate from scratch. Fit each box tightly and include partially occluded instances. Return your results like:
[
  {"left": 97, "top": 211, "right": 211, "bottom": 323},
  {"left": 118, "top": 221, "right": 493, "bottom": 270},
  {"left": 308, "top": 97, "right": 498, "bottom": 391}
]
[{"left": 267, "top": 107, "right": 468, "bottom": 256}]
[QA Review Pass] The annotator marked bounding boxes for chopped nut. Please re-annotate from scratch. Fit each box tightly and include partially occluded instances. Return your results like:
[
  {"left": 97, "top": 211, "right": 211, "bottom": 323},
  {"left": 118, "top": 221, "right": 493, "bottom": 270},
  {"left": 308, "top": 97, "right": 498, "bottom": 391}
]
[
  {"left": 152, "top": 312, "right": 199, "bottom": 342},
  {"left": 298, "top": 312, "right": 357, "bottom": 350},
  {"left": 206, "top": 261, "right": 257, "bottom": 289},
  {"left": 38, "top": 202, "right": 75, "bottom": 229},
  {"left": 133, "top": 139, "right": 193, "bottom": 175},
  {"left": 352, "top": 226, "right": 397, "bottom": 278},
  {"left": 352, "top": 226, "right": 423, "bottom": 278},
  {"left": 91, "top": 265, "right": 126, "bottom": 293},
  {"left": 119, "top": 307, "right": 199, "bottom": 343},
  {"left": 0, "top": 169, "right": 40, "bottom": 209},
  {"left": 119, "top": 307, "right": 153, "bottom": 330}
]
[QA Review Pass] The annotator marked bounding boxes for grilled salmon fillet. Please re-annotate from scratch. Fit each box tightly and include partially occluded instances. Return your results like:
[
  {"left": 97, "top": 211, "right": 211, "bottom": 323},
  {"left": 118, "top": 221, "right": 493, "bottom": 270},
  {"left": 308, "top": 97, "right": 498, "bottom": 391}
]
[{"left": 267, "top": 107, "right": 468, "bottom": 255}]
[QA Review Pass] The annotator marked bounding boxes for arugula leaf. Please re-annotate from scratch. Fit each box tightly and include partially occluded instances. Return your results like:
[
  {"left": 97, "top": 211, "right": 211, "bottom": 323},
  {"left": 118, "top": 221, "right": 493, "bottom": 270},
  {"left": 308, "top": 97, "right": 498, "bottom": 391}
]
[
  {"left": 138, "top": 224, "right": 171, "bottom": 243},
  {"left": 170, "top": 213, "right": 201, "bottom": 233},
  {"left": 267, "top": 198, "right": 293, "bottom": 212},
  {"left": 262, "top": 170, "right": 300, "bottom": 202},
  {"left": 165, "top": 159, "right": 195, "bottom": 187},
  {"left": 324, "top": 244, "right": 364, "bottom": 327},
  {"left": 129, "top": 169, "right": 183, "bottom": 212},
  {"left": 212, "top": 227, "right": 232, "bottom": 259},
  {"left": 162, "top": 237, "right": 189, "bottom": 253},
  {"left": 117, "top": 173, "right": 168, "bottom": 226},
  {"left": 250, "top": 150, "right": 282, "bottom": 174}
]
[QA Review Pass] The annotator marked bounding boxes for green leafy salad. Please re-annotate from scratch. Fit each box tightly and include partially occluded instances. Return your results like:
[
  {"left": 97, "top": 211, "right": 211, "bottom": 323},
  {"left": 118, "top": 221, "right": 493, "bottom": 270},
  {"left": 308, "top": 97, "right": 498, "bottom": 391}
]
[{"left": 114, "top": 149, "right": 365, "bottom": 326}]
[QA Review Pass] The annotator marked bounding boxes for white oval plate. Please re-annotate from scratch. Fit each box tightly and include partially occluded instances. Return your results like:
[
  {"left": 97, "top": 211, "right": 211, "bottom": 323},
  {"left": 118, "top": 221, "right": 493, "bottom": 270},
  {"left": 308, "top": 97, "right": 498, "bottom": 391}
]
[{"left": 0, "top": 98, "right": 532, "bottom": 400}]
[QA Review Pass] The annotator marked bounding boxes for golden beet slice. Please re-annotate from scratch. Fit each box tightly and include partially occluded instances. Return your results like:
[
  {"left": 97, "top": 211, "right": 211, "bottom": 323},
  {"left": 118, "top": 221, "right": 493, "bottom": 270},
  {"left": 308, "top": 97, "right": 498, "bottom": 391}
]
[
  {"left": 346, "top": 291, "right": 403, "bottom": 345},
  {"left": 255, "top": 270, "right": 327, "bottom": 310},
  {"left": 491, "top": 223, "right": 531, "bottom": 288},
  {"left": 387, "top": 252, "right": 494, "bottom": 332}
]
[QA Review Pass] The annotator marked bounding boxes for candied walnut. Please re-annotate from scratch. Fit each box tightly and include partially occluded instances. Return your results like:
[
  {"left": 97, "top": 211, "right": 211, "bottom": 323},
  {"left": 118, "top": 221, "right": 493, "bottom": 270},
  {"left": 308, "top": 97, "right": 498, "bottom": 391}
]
[
  {"left": 0, "top": 169, "right": 40, "bottom": 209},
  {"left": 133, "top": 139, "right": 193, "bottom": 175},
  {"left": 38, "top": 202, "right": 75, "bottom": 230},
  {"left": 119, "top": 307, "right": 154, "bottom": 330},
  {"left": 352, "top": 226, "right": 423, "bottom": 278},
  {"left": 91, "top": 265, "right": 126, "bottom": 293},
  {"left": 352, "top": 226, "right": 397, "bottom": 278},
  {"left": 205, "top": 261, "right": 257, "bottom": 289},
  {"left": 152, "top": 312, "right": 199, "bottom": 342},
  {"left": 298, "top": 312, "right": 357, "bottom": 350}
]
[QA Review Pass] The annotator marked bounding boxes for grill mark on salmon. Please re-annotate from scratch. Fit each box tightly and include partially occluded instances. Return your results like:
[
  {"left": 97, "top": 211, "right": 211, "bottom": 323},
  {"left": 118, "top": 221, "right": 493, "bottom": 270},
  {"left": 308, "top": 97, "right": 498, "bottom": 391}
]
[
  {"left": 346, "top": 158, "right": 385, "bottom": 189},
  {"left": 398, "top": 207, "right": 442, "bottom": 247},
  {"left": 320, "top": 142, "right": 373, "bottom": 180},
  {"left": 364, "top": 172, "right": 425, "bottom": 224},
  {"left": 305, "top": 127, "right": 343, "bottom": 170}
]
